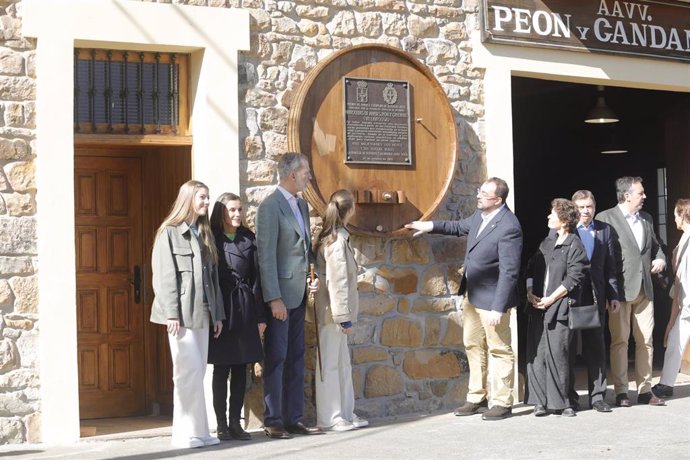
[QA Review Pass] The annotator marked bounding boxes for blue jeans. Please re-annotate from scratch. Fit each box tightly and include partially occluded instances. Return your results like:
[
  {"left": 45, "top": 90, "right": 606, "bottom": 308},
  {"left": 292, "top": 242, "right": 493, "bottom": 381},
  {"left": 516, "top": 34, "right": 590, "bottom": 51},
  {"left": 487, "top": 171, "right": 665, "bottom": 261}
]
[{"left": 263, "top": 302, "right": 306, "bottom": 427}]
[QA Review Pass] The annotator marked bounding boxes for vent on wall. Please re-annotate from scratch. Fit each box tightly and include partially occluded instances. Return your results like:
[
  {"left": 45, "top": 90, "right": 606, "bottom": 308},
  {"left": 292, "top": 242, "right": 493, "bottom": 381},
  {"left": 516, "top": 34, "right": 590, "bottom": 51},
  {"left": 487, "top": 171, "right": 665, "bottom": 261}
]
[{"left": 74, "top": 49, "right": 184, "bottom": 135}]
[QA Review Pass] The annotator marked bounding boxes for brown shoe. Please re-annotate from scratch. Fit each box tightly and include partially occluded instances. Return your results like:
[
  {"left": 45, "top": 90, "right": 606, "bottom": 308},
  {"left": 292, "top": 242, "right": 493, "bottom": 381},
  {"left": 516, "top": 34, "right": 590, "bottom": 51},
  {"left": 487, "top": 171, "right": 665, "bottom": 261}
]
[
  {"left": 285, "top": 422, "right": 325, "bottom": 435},
  {"left": 264, "top": 425, "right": 292, "bottom": 439},
  {"left": 481, "top": 405, "right": 512, "bottom": 421},
  {"left": 638, "top": 392, "right": 665, "bottom": 406},
  {"left": 453, "top": 400, "right": 488, "bottom": 416}
]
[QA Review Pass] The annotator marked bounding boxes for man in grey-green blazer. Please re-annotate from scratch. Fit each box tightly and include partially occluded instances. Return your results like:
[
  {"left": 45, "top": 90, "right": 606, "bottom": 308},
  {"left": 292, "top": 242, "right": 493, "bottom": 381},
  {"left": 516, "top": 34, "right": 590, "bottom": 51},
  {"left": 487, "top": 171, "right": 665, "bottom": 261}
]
[
  {"left": 256, "top": 152, "right": 323, "bottom": 439},
  {"left": 596, "top": 176, "right": 666, "bottom": 407}
]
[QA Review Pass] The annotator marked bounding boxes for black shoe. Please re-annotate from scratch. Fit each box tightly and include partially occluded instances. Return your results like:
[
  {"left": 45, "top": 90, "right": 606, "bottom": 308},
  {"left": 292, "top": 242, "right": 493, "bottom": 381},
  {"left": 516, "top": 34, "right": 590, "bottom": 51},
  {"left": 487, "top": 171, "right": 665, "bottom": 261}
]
[
  {"left": 264, "top": 425, "right": 292, "bottom": 439},
  {"left": 615, "top": 393, "right": 630, "bottom": 407},
  {"left": 216, "top": 422, "right": 232, "bottom": 441},
  {"left": 591, "top": 400, "right": 612, "bottom": 413},
  {"left": 533, "top": 405, "right": 547, "bottom": 417},
  {"left": 560, "top": 407, "right": 577, "bottom": 417},
  {"left": 652, "top": 383, "right": 674, "bottom": 398},
  {"left": 481, "top": 405, "right": 512, "bottom": 421},
  {"left": 637, "top": 391, "right": 665, "bottom": 406},
  {"left": 453, "top": 399, "right": 488, "bottom": 416},
  {"left": 229, "top": 419, "right": 251, "bottom": 441},
  {"left": 285, "top": 422, "right": 325, "bottom": 435}
]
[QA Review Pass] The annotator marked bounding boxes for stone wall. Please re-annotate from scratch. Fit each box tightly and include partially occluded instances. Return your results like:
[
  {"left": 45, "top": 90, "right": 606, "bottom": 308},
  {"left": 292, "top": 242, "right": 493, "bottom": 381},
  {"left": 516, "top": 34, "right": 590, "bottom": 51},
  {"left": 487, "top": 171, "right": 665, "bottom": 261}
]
[
  {"left": 226, "top": 0, "right": 488, "bottom": 422},
  {"left": 0, "top": 0, "right": 40, "bottom": 444}
]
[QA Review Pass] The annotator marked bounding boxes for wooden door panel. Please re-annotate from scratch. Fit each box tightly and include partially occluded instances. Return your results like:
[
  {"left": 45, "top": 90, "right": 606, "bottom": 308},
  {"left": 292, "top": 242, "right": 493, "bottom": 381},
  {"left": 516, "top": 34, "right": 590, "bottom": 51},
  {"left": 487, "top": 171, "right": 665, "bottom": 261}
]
[
  {"left": 108, "top": 288, "right": 130, "bottom": 332},
  {"left": 75, "top": 172, "right": 97, "bottom": 216},
  {"left": 110, "top": 345, "right": 133, "bottom": 388},
  {"left": 78, "top": 345, "right": 100, "bottom": 389},
  {"left": 106, "top": 173, "right": 129, "bottom": 216},
  {"left": 76, "top": 228, "right": 98, "bottom": 273},
  {"left": 107, "top": 228, "right": 131, "bottom": 272},
  {"left": 77, "top": 289, "right": 99, "bottom": 333},
  {"left": 75, "top": 154, "right": 145, "bottom": 419}
]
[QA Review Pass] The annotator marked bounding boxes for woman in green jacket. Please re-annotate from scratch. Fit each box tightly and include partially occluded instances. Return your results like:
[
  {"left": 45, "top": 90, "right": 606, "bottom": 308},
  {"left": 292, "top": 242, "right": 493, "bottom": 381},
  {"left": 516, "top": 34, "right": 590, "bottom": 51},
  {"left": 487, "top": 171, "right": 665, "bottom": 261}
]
[{"left": 150, "top": 180, "right": 225, "bottom": 449}]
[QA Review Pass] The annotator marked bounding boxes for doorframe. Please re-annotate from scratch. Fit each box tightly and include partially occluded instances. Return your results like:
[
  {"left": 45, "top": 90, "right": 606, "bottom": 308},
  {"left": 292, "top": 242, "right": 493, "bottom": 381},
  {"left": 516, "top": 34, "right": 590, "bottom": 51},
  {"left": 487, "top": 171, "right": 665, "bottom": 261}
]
[
  {"left": 23, "top": 0, "right": 249, "bottom": 443},
  {"left": 74, "top": 145, "right": 193, "bottom": 420}
]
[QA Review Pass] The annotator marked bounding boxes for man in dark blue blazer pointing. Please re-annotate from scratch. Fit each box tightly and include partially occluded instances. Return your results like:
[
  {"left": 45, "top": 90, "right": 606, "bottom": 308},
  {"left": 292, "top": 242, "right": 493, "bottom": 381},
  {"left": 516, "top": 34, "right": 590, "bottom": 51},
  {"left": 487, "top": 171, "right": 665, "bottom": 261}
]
[{"left": 406, "top": 177, "right": 523, "bottom": 421}]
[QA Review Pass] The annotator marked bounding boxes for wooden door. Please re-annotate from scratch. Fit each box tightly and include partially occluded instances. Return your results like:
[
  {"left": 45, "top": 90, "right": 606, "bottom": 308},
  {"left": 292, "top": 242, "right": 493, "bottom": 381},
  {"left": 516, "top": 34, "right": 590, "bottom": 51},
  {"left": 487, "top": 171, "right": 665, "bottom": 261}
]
[{"left": 75, "top": 154, "right": 145, "bottom": 418}]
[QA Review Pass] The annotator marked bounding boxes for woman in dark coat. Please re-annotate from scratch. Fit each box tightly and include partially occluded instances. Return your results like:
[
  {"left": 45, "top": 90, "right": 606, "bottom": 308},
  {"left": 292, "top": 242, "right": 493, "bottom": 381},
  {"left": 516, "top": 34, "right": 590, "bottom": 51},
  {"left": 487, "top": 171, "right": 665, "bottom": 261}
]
[
  {"left": 208, "top": 192, "right": 266, "bottom": 440},
  {"left": 525, "top": 198, "right": 587, "bottom": 417}
]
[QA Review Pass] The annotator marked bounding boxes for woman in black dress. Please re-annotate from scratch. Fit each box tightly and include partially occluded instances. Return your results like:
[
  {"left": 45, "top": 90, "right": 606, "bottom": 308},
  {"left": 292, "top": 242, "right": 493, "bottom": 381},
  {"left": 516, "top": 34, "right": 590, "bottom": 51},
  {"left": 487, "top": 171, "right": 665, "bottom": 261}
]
[
  {"left": 525, "top": 198, "right": 587, "bottom": 417},
  {"left": 208, "top": 192, "right": 266, "bottom": 440}
]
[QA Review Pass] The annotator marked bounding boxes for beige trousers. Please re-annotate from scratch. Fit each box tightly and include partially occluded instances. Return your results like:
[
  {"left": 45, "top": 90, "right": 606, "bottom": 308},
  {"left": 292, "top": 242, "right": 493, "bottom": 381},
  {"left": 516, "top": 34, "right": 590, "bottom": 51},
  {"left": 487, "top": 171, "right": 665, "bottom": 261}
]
[
  {"left": 608, "top": 289, "right": 654, "bottom": 395},
  {"left": 315, "top": 323, "right": 355, "bottom": 428},
  {"left": 463, "top": 299, "right": 514, "bottom": 407}
]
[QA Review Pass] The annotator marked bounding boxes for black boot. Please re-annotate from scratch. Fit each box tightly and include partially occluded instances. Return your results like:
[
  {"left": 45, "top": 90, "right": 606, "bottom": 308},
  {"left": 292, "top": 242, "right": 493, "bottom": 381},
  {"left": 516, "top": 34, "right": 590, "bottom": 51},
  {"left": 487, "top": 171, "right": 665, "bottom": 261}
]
[
  {"left": 228, "top": 418, "right": 251, "bottom": 440},
  {"left": 217, "top": 420, "right": 232, "bottom": 441}
]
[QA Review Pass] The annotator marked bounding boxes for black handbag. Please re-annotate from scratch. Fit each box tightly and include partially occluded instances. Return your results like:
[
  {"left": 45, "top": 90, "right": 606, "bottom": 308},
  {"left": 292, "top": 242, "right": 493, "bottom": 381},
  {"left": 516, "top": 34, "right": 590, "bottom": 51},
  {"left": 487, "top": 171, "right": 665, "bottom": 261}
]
[
  {"left": 568, "top": 303, "right": 600, "bottom": 330},
  {"left": 568, "top": 284, "right": 600, "bottom": 330}
]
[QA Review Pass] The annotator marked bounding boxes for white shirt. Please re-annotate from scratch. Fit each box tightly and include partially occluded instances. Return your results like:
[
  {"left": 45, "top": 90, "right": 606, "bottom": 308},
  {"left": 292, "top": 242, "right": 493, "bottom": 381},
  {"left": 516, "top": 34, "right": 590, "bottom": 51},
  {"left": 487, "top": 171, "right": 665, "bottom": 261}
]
[
  {"left": 278, "top": 185, "right": 306, "bottom": 237},
  {"left": 618, "top": 203, "right": 644, "bottom": 251},
  {"left": 477, "top": 204, "right": 505, "bottom": 237}
]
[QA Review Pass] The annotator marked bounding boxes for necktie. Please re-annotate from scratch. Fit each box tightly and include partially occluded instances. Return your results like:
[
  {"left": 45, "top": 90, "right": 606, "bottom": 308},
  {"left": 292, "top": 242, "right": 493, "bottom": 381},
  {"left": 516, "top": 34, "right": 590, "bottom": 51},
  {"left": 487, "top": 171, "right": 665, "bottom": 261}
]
[{"left": 290, "top": 195, "right": 306, "bottom": 237}]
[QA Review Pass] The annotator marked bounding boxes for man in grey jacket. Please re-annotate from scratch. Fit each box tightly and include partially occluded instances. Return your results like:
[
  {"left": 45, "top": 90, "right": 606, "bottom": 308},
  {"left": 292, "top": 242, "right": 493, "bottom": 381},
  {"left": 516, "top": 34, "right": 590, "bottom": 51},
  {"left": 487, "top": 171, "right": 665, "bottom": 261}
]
[
  {"left": 256, "top": 152, "right": 323, "bottom": 439},
  {"left": 596, "top": 176, "right": 666, "bottom": 407},
  {"left": 406, "top": 177, "right": 522, "bottom": 421}
]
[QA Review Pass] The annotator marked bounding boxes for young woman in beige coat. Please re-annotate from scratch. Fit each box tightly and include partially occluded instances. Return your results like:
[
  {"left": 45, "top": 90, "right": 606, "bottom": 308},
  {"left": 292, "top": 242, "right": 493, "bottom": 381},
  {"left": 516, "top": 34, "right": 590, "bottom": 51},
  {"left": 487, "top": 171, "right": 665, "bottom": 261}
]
[
  {"left": 150, "top": 180, "right": 225, "bottom": 449},
  {"left": 653, "top": 199, "right": 690, "bottom": 399},
  {"left": 313, "top": 190, "right": 368, "bottom": 432}
]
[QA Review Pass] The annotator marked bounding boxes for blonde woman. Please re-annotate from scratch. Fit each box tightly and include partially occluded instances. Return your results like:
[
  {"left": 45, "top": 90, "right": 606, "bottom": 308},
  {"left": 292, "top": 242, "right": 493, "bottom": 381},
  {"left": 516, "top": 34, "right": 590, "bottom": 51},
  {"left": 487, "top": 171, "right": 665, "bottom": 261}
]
[
  {"left": 313, "top": 189, "right": 368, "bottom": 432},
  {"left": 653, "top": 199, "right": 690, "bottom": 399},
  {"left": 150, "top": 180, "right": 225, "bottom": 449}
]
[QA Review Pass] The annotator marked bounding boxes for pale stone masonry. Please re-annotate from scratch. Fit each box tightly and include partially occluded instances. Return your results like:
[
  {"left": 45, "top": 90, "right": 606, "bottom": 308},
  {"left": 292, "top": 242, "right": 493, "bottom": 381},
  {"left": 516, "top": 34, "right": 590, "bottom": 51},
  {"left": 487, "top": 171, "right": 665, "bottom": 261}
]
[
  {"left": 0, "top": 0, "right": 40, "bottom": 444},
  {"left": 0, "top": 0, "right": 487, "bottom": 442}
]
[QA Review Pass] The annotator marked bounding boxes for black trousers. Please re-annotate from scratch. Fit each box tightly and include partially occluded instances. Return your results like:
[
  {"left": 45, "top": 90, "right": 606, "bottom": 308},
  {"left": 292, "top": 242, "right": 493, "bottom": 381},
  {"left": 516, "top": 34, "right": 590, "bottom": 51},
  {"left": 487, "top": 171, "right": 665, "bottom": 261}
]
[
  {"left": 568, "top": 318, "right": 608, "bottom": 404},
  {"left": 212, "top": 364, "right": 247, "bottom": 424}
]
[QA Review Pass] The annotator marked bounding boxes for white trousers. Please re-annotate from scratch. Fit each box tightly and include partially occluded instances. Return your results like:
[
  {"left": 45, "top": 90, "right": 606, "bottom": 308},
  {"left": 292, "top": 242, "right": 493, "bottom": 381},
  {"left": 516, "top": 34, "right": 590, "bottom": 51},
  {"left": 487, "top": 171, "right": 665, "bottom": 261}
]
[
  {"left": 315, "top": 323, "right": 355, "bottom": 428},
  {"left": 660, "top": 312, "right": 690, "bottom": 386},
  {"left": 168, "top": 316, "right": 211, "bottom": 443}
]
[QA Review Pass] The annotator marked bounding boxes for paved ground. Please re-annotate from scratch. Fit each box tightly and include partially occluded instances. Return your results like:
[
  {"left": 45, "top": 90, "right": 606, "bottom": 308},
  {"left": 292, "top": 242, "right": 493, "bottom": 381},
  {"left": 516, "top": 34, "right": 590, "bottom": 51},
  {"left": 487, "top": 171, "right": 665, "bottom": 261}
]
[{"left": 2, "top": 377, "right": 690, "bottom": 459}]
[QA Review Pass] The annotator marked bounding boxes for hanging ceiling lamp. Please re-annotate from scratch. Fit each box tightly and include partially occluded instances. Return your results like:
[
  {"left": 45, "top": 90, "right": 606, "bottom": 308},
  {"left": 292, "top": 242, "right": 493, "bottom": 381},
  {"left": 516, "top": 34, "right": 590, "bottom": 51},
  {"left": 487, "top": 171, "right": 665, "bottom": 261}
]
[
  {"left": 601, "top": 125, "right": 628, "bottom": 154},
  {"left": 585, "top": 85, "right": 619, "bottom": 124}
]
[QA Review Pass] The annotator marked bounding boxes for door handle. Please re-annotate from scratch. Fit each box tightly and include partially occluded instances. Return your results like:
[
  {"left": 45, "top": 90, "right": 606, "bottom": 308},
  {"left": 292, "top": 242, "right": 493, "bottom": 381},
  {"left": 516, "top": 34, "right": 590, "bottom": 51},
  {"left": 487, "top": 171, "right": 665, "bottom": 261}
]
[{"left": 133, "top": 265, "right": 141, "bottom": 304}]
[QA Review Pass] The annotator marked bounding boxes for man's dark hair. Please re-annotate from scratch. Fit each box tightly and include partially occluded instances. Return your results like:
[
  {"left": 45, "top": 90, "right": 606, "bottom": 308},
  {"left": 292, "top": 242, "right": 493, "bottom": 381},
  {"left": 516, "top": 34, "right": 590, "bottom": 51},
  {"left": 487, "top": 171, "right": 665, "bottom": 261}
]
[
  {"left": 615, "top": 176, "right": 643, "bottom": 204},
  {"left": 486, "top": 177, "right": 509, "bottom": 202}
]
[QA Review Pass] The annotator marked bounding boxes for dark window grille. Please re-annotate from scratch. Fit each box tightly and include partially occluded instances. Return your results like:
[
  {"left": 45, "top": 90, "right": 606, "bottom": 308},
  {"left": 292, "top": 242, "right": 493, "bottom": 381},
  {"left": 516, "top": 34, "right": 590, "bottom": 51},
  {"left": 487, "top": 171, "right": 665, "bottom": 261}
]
[{"left": 74, "top": 49, "right": 181, "bottom": 135}]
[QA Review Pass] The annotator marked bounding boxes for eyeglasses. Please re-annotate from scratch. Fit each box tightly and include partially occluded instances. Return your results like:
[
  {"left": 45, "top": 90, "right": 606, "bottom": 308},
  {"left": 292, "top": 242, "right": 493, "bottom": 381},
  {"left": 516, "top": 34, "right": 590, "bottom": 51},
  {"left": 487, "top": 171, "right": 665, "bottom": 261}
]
[{"left": 476, "top": 188, "right": 499, "bottom": 200}]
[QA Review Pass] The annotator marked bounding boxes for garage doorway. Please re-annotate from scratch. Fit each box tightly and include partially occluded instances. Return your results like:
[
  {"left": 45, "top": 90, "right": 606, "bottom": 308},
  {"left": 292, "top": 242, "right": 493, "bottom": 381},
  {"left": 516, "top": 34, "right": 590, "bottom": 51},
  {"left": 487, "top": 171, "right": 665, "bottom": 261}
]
[{"left": 511, "top": 77, "right": 690, "bottom": 370}]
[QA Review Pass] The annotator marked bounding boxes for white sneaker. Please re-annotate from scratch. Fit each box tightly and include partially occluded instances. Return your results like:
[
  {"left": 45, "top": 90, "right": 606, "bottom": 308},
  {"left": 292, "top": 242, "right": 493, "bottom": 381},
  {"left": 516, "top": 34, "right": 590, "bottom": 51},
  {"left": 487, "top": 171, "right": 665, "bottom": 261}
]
[
  {"left": 352, "top": 415, "right": 368, "bottom": 428},
  {"left": 171, "top": 437, "right": 205, "bottom": 448},
  {"left": 330, "top": 420, "right": 356, "bottom": 432},
  {"left": 200, "top": 435, "right": 220, "bottom": 446}
]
